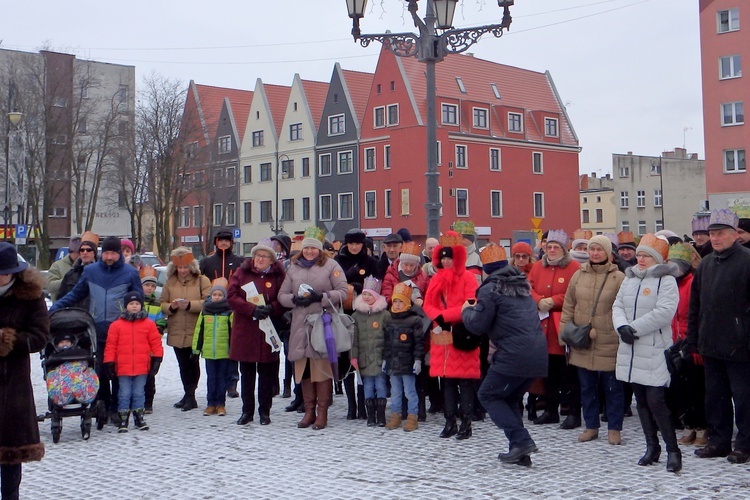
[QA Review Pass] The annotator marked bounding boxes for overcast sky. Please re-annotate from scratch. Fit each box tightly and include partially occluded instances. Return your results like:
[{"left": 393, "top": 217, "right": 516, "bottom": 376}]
[{"left": 1, "top": 0, "right": 702, "bottom": 175}]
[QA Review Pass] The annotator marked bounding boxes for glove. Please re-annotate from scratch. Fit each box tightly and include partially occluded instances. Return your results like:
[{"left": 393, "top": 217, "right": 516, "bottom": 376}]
[
  {"left": 681, "top": 343, "right": 703, "bottom": 365},
  {"left": 307, "top": 290, "right": 323, "bottom": 303},
  {"left": 434, "top": 315, "right": 448, "bottom": 329},
  {"left": 104, "top": 362, "right": 116, "bottom": 379},
  {"left": 351, "top": 358, "right": 359, "bottom": 371},
  {"left": 538, "top": 297, "right": 555, "bottom": 312},
  {"left": 617, "top": 325, "right": 639, "bottom": 345},
  {"left": 382, "top": 360, "right": 387, "bottom": 373},
  {"left": 148, "top": 357, "right": 162, "bottom": 377},
  {"left": 413, "top": 360, "right": 422, "bottom": 375},
  {"left": 293, "top": 295, "right": 314, "bottom": 308},
  {"left": 253, "top": 305, "right": 273, "bottom": 320}
]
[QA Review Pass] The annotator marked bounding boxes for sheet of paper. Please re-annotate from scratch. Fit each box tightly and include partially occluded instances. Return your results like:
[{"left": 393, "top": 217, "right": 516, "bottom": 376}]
[
  {"left": 241, "top": 282, "right": 266, "bottom": 305},
  {"left": 538, "top": 310, "right": 549, "bottom": 321}
]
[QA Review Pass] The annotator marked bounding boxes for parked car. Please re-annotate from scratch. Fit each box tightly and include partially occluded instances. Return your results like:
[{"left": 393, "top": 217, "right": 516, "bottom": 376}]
[{"left": 132, "top": 253, "right": 163, "bottom": 268}]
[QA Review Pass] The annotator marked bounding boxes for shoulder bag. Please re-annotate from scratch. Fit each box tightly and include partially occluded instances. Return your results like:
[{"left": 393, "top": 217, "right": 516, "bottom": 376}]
[
  {"left": 560, "top": 273, "right": 609, "bottom": 350},
  {"left": 306, "top": 297, "right": 355, "bottom": 355}
]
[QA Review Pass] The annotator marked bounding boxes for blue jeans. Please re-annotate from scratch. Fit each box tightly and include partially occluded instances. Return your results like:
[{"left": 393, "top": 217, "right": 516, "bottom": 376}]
[
  {"left": 205, "top": 359, "right": 231, "bottom": 407},
  {"left": 578, "top": 368, "right": 624, "bottom": 431},
  {"left": 118, "top": 375, "right": 147, "bottom": 411},
  {"left": 390, "top": 374, "right": 418, "bottom": 415},
  {"left": 362, "top": 374, "right": 387, "bottom": 399},
  {"left": 478, "top": 366, "right": 535, "bottom": 450}
]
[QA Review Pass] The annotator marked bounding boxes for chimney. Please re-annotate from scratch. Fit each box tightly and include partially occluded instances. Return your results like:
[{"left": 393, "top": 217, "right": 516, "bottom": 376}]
[{"left": 627, "top": 151, "right": 633, "bottom": 155}]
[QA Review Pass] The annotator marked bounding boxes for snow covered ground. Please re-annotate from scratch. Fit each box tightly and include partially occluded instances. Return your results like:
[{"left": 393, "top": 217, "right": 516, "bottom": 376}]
[{"left": 24, "top": 344, "right": 749, "bottom": 499}]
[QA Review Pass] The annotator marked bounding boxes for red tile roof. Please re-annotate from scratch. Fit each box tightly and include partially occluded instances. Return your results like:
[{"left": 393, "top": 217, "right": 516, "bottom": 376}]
[
  {"left": 227, "top": 95, "right": 253, "bottom": 143},
  {"left": 341, "top": 69, "right": 375, "bottom": 124},
  {"left": 194, "top": 84, "right": 253, "bottom": 144},
  {"left": 301, "top": 79, "right": 330, "bottom": 130},
  {"left": 263, "top": 84, "right": 292, "bottom": 138}
]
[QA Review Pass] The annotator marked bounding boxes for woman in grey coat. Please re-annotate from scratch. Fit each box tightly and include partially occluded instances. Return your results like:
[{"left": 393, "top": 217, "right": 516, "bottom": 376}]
[{"left": 612, "top": 234, "right": 680, "bottom": 472}]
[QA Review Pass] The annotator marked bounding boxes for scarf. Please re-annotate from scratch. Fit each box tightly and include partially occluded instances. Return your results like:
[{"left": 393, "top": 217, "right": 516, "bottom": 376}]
[
  {"left": 298, "top": 257, "right": 317, "bottom": 268},
  {"left": 121, "top": 310, "right": 148, "bottom": 321}
]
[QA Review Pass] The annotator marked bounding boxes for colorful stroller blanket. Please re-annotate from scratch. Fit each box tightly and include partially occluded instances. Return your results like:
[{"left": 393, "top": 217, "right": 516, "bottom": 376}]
[{"left": 47, "top": 361, "right": 100, "bottom": 406}]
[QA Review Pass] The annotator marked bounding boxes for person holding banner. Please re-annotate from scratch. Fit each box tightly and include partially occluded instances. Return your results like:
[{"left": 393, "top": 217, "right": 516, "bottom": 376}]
[{"left": 227, "top": 239, "right": 286, "bottom": 426}]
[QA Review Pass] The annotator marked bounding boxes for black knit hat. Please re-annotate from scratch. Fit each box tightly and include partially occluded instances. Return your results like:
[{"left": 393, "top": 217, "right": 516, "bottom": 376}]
[
  {"left": 344, "top": 228, "right": 366, "bottom": 244},
  {"left": 397, "top": 227, "right": 413, "bottom": 242},
  {"left": 123, "top": 290, "right": 144, "bottom": 307},
  {"left": 101, "top": 236, "right": 121, "bottom": 253}
]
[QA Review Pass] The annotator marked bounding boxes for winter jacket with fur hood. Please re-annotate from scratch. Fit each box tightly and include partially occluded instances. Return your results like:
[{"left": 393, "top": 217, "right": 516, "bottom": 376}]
[
  {"left": 351, "top": 294, "right": 389, "bottom": 377},
  {"left": 160, "top": 254, "right": 211, "bottom": 349},
  {"left": 103, "top": 311, "right": 164, "bottom": 376},
  {"left": 0, "top": 268, "right": 50, "bottom": 465},
  {"left": 613, "top": 263, "right": 679, "bottom": 387}
]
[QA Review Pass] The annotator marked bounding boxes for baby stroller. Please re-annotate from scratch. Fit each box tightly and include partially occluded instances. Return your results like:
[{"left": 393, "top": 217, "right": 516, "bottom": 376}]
[{"left": 39, "top": 308, "right": 104, "bottom": 442}]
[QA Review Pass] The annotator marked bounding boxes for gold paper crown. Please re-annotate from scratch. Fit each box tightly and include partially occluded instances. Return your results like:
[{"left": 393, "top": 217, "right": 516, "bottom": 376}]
[
  {"left": 170, "top": 247, "right": 195, "bottom": 267},
  {"left": 81, "top": 231, "right": 99, "bottom": 245},
  {"left": 392, "top": 282, "right": 413, "bottom": 302},
  {"left": 639, "top": 233, "right": 669, "bottom": 260},
  {"left": 667, "top": 242, "right": 693, "bottom": 263},
  {"left": 400, "top": 241, "right": 421, "bottom": 256},
  {"left": 480, "top": 243, "right": 508, "bottom": 264},
  {"left": 139, "top": 266, "right": 158, "bottom": 279},
  {"left": 303, "top": 226, "right": 326, "bottom": 243},
  {"left": 452, "top": 220, "right": 475, "bottom": 236},
  {"left": 439, "top": 231, "right": 463, "bottom": 248},
  {"left": 617, "top": 231, "right": 635, "bottom": 244},
  {"left": 572, "top": 229, "right": 593, "bottom": 241},
  {"left": 730, "top": 205, "right": 750, "bottom": 219}
]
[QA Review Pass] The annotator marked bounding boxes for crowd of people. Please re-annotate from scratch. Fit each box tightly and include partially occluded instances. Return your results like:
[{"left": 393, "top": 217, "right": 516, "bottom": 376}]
[{"left": 2, "top": 206, "right": 750, "bottom": 496}]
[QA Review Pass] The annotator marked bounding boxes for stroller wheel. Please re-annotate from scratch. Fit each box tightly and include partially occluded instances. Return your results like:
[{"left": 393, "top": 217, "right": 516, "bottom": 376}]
[
  {"left": 81, "top": 417, "right": 91, "bottom": 440},
  {"left": 51, "top": 418, "right": 62, "bottom": 444}
]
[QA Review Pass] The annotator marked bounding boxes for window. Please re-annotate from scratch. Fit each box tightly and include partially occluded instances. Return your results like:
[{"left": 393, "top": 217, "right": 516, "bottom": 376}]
[
  {"left": 117, "top": 85, "right": 128, "bottom": 108},
  {"left": 654, "top": 189, "right": 663, "bottom": 207},
  {"left": 77, "top": 117, "right": 87, "bottom": 134},
  {"left": 48, "top": 207, "right": 67, "bottom": 218},
  {"left": 52, "top": 134, "right": 67, "bottom": 145},
  {"left": 213, "top": 204, "right": 223, "bottom": 226},
  {"left": 319, "top": 195, "right": 332, "bottom": 221},
  {"left": 596, "top": 196, "right": 601, "bottom": 203},
  {"left": 456, "top": 77, "right": 467, "bottom": 93},
  {"left": 508, "top": 112, "right": 522, "bottom": 133},
  {"left": 374, "top": 107, "right": 385, "bottom": 128},
  {"left": 384, "top": 189, "right": 392, "bottom": 217},
  {"left": 365, "top": 191, "right": 376, "bottom": 218},
  {"left": 582, "top": 209, "right": 590, "bottom": 224},
  {"left": 717, "top": 8, "right": 740, "bottom": 33},
  {"left": 620, "top": 191, "right": 629, "bottom": 208},
  {"left": 724, "top": 149, "right": 747, "bottom": 172},
  {"left": 226, "top": 166, "right": 236, "bottom": 187},
  {"left": 53, "top": 96, "right": 67, "bottom": 108},
  {"left": 193, "top": 206, "right": 204, "bottom": 228},
  {"left": 118, "top": 121, "right": 128, "bottom": 136},
  {"left": 473, "top": 108, "right": 488, "bottom": 128},
  {"left": 651, "top": 162, "right": 661, "bottom": 175},
  {"left": 226, "top": 203, "right": 236, "bottom": 226},
  {"left": 544, "top": 118, "right": 558, "bottom": 137},
  {"left": 456, "top": 189, "right": 469, "bottom": 217},
  {"left": 436, "top": 141, "right": 442, "bottom": 166},
  {"left": 339, "top": 193, "right": 354, "bottom": 220},
  {"left": 490, "top": 149, "right": 501, "bottom": 171},
  {"left": 532, "top": 152, "right": 543, "bottom": 174},
  {"left": 384, "top": 145, "right": 391, "bottom": 169},
  {"left": 491, "top": 190, "right": 503, "bottom": 217},
  {"left": 533, "top": 192, "right": 545, "bottom": 218},
  {"left": 181, "top": 207, "right": 190, "bottom": 228},
  {"left": 638, "top": 220, "right": 647, "bottom": 235},
  {"left": 583, "top": 197, "right": 588, "bottom": 204},
  {"left": 281, "top": 159, "right": 294, "bottom": 179},
  {"left": 637, "top": 190, "right": 646, "bottom": 208},
  {"left": 319, "top": 154, "right": 331, "bottom": 176},
  {"left": 722, "top": 102, "right": 744, "bottom": 125},
  {"left": 400, "top": 188, "right": 410, "bottom": 216},
  {"left": 621, "top": 220, "right": 630, "bottom": 232},
  {"left": 338, "top": 151, "right": 353, "bottom": 174},
  {"left": 720, "top": 55, "right": 742, "bottom": 79},
  {"left": 243, "top": 202, "right": 252, "bottom": 224},
  {"left": 290, "top": 123, "right": 303, "bottom": 141},
  {"left": 442, "top": 104, "right": 458, "bottom": 125},
  {"left": 243, "top": 165, "right": 252, "bottom": 184},
  {"left": 218, "top": 135, "right": 231, "bottom": 154},
  {"left": 596, "top": 209, "right": 603, "bottom": 223},
  {"left": 364, "top": 148, "right": 376, "bottom": 171},
  {"left": 302, "top": 197, "right": 310, "bottom": 221},
  {"left": 619, "top": 165, "right": 630, "bottom": 177},
  {"left": 387, "top": 104, "right": 399, "bottom": 125},
  {"left": 260, "top": 163, "right": 272, "bottom": 182},
  {"left": 281, "top": 199, "right": 294, "bottom": 222},
  {"left": 80, "top": 81, "right": 89, "bottom": 99},
  {"left": 455, "top": 145, "right": 467, "bottom": 168},
  {"left": 302, "top": 157, "right": 310, "bottom": 177},
  {"left": 252, "top": 130, "right": 264, "bottom": 147},
  {"left": 193, "top": 171, "right": 204, "bottom": 188},
  {"left": 328, "top": 115, "right": 345, "bottom": 136},
  {"left": 655, "top": 220, "right": 664, "bottom": 232},
  {"left": 491, "top": 83, "right": 502, "bottom": 99},
  {"left": 260, "top": 201, "right": 272, "bottom": 223}
]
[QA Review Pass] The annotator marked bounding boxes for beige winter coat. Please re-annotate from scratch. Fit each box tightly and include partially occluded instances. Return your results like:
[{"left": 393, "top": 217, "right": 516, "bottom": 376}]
[
  {"left": 560, "top": 262, "right": 625, "bottom": 372},
  {"left": 160, "top": 262, "right": 211, "bottom": 349}
]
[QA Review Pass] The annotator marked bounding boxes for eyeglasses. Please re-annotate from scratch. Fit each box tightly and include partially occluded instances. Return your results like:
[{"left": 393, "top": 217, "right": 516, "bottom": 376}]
[
  {"left": 79, "top": 248, "right": 94, "bottom": 253},
  {"left": 254, "top": 254, "right": 272, "bottom": 260},
  {"left": 635, "top": 253, "right": 654, "bottom": 259},
  {"left": 513, "top": 254, "right": 529, "bottom": 259}
]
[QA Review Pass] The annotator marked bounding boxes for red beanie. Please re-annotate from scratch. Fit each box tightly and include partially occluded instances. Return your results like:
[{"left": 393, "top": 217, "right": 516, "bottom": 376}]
[{"left": 511, "top": 242, "right": 533, "bottom": 256}]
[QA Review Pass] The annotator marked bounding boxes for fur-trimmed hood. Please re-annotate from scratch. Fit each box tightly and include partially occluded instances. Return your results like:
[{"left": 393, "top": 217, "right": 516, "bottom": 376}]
[
  {"left": 165, "top": 253, "right": 201, "bottom": 278},
  {"left": 481, "top": 266, "right": 532, "bottom": 297},
  {"left": 431, "top": 241, "right": 468, "bottom": 274},
  {"left": 352, "top": 293, "right": 388, "bottom": 314},
  {"left": 6, "top": 268, "right": 45, "bottom": 300}
]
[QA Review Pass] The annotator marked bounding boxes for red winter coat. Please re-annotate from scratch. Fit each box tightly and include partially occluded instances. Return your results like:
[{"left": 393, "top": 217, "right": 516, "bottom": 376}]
[
  {"left": 671, "top": 272, "right": 693, "bottom": 342},
  {"left": 381, "top": 258, "right": 431, "bottom": 305},
  {"left": 227, "top": 259, "right": 286, "bottom": 363},
  {"left": 103, "top": 314, "right": 164, "bottom": 376},
  {"left": 423, "top": 238, "right": 480, "bottom": 379},
  {"left": 528, "top": 255, "right": 580, "bottom": 355}
]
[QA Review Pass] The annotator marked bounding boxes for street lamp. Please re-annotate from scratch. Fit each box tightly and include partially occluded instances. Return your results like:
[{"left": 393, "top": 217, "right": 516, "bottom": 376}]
[
  {"left": 345, "top": 0, "right": 514, "bottom": 238},
  {"left": 5, "top": 81, "right": 22, "bottom": 242},
  {"left": 272, "top": 153, "right": 290, "bottom": 235}
]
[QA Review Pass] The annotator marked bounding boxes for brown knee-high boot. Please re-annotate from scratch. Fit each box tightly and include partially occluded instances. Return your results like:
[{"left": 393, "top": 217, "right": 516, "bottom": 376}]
[
  {"left": 297, "top": 379, "right": 317, "bottom": 428},
  {"left": 313, "top": 379, "right": 333, "bottom": 430}
]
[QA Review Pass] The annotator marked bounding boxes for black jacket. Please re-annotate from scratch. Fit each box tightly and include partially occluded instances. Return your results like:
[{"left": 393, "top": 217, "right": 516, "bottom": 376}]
[
  {"left": 687, "top": 241, "right": 750, "bottom": 361},
  {"left": 200, "top": 248, "right": 245, "bottom": 282},
  {"left": 57, "top": 258, "right": 93, "bottom": 310},
  {"left": 383, "top": 306, "right": 427, "bottom": 376},
  {"left": 462, "top": 266, "right": 548, "bottom": 378},
  {"left": 374, "top": 253, "right": 394, "bottom": 281},
  {"left": 335, "top": 247, "right": 378, "bottom": 294}
]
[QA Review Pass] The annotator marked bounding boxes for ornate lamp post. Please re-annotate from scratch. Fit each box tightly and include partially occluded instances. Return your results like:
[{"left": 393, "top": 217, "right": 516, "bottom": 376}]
[
  {"left": 4, "top": 81, "right": 22, "bottom": 242},
  {"left": 271, "top": 153, "right": 290, "bottom": 235},
  {"left": 345, "top": 0, "right": 514, "bottom": 238}
]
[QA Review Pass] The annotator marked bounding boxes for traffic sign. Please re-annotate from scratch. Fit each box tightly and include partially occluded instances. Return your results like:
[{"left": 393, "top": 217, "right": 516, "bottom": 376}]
[
  {"left": 15, "top": 225, "right": 28, "bottom": 238},
  {"left": 232, "top": 228, "right": 241, "bottom": 239}
]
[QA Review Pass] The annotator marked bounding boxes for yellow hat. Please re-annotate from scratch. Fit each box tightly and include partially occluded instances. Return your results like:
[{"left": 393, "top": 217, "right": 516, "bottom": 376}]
[{"left": 391, "top": 282, "right": 413, "bottom": 308}]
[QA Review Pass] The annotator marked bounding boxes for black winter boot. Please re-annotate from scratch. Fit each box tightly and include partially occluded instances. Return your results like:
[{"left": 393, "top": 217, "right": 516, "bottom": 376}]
[
  {"left": 652, "top": 406, "right": 681, "bottom": 472},
  {"left": 282, "top": 377, "right": 292, "bottom": 399},
  {"left": 456, "top": 417, "right": 473, "bottom": 440},
  {"left": 285, "top": 385, "right": 303, "bottom": 412},
  {"left": 439, "top": 416, "right": 458, "bottom": 438},
  {"left": 117, "top": 411, "right": 130, "bottom": 433},
  {"left": 366, "top": 399, "right": 377, "bottom": 427},
  {"left": 533, "top": 409, "right": 560, "bottom": 425},
  {"left": 344, "top": 375, "right": 357, "bottom": 420},
  {"left": 181, "top": 394, "right": 198, "bottom": 412},
  {"left": 376, "top": 398, "right": 387, "bottom": 427},
  {"left": 133, "top": 409, "right": 149, "bottom": 430},
  {"left": 637, "top": 408, "right": 661, "bottom": 466},
  {"left": 418, "top": 394, "right": 427, "bottom": 422},
  {"left": 0, "top": 464, "right": 21, "bottom": 500},
  {"left": 357, "top": 386, "right": 368, "bottom": 420},
  {"left": 526, "top": 394, "right": 539, "bottom": 421}
]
